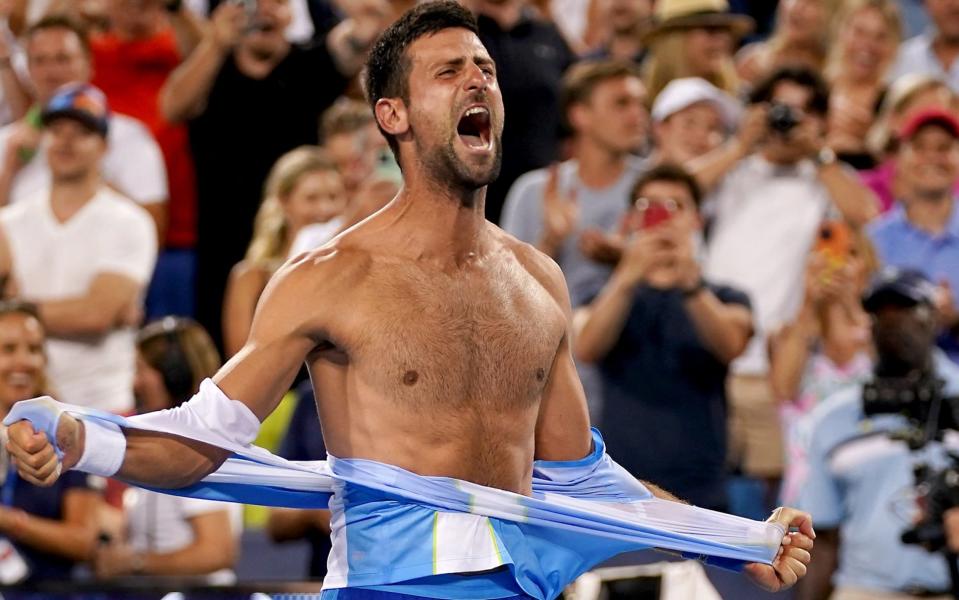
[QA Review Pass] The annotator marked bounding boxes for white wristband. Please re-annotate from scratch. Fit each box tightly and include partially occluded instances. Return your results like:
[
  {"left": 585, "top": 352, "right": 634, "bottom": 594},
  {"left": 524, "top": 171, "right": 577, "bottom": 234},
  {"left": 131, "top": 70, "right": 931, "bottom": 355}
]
[{"left": 73, "top": 419, "right": 126, "bottom": 477}]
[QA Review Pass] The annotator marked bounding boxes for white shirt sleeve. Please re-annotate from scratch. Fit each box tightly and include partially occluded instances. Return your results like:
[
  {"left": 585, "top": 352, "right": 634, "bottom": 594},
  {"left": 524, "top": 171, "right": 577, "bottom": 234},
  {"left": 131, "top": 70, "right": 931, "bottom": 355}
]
[
  {"left": 103, "top": 116, "right": 169, "bottom": 206},
  {"left": 96, "top": 202, "right": 158, "bottom": 284}
]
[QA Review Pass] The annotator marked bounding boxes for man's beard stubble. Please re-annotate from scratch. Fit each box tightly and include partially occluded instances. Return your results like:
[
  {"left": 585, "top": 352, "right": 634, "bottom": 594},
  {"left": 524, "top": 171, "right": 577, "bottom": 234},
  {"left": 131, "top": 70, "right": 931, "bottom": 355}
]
[{"left": 418, "top": 134, "right": 503, "bottom": 201}]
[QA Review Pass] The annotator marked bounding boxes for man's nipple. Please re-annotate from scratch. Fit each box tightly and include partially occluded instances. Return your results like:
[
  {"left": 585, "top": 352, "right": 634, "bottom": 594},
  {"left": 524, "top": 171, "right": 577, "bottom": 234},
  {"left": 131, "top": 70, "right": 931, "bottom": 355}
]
[{"left": 403, "top": 370, "right": 419, "bottom": 386}]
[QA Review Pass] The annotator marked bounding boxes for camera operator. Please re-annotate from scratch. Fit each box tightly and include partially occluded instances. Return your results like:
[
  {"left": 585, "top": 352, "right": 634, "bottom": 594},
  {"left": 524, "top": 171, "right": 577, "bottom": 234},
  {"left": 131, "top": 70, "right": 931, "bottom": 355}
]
[
  {"left": 689, "top": 66, "right": 878, "bottom": 501},
  {"left": 795, "top": 268, "right": 959, "bottom": 600}
]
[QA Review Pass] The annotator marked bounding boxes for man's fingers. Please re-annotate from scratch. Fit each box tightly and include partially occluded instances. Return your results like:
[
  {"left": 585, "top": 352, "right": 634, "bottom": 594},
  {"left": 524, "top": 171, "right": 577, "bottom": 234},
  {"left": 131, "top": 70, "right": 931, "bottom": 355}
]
[
  {"left": 782, "top": 546, "right": 811, "bottom": 565},
  {"left": 772, "top": 557, "right": 800, "bottom": 589},
  {"left": 787, "top": 532, "right": 814, "bottom": 551},
  {"left": 770, "top": 507, "right": 816, "bottom": 539}
]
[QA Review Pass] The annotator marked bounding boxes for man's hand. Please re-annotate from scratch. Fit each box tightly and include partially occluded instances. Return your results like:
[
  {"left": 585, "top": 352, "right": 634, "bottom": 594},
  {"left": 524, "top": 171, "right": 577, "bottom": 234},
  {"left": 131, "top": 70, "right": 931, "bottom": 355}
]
[
  {"left": 744, "top": 507, "right": 815, "bottom": 592},
  {"left": 793, "top": 116, "right": 826, "bottom": 161},
  {"left": 4, "top": 413, "right": 82, "bottom": 486},
  {"left": 4, "top": 122, "right": 41, "bottom": 172},
  {"left": 578, "top": 228, "right": 623, "bottom": 266},
  {"left": 208, "top": 1, "right": 247, "bottom": 51},
  {"left": 93, "top": 541, "right": 139, "bottom": 579},
  {"left": 615, "top": 228, "right": 672, "bottom": 289},
  {"left": 735, "top": 104, "right": 768, "bottom": 155},
  {"left": 539, "top": 164, "right": 578, "bottom": 256}
]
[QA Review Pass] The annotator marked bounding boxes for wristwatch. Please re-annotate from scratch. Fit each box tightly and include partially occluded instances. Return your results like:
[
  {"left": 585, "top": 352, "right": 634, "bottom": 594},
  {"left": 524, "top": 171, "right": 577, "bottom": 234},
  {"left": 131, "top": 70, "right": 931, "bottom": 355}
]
[
  {"left": 813, "top": 147, "right": 837, "bottom": 167},
  {"left": 682, "top": 278, "right": 706, "bottom": 298}
]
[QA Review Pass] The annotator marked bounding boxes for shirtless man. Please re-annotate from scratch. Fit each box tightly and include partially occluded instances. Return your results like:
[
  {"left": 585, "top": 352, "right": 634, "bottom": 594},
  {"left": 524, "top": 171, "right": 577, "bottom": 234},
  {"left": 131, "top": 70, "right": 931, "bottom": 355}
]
[{"left": 4, "top": 3, "right": 813, "bottom": 598}]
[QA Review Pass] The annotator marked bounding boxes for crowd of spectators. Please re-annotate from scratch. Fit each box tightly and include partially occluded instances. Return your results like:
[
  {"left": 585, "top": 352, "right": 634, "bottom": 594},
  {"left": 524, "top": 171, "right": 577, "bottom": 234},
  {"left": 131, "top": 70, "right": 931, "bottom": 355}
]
[{"left": 0, "top": 0, "right": 959, "bottom": 598}]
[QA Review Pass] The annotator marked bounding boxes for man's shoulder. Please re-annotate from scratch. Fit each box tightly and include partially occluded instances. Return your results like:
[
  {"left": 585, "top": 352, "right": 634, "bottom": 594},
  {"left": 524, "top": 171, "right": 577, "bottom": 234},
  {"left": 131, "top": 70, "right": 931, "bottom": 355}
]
[
  {"left": 90, "top": 188, "right": 154, "bottom": 226},
  {"left": 897, "top": 31, "right": 933, "bottom": 61},
  {"left": 108, "top": 113, "right": 156, "bottom": 145},
  {"left": 805, "top": 384, "right": 866, "bottom": 448},
  {"left": 492, "top": 225, "right": 567, "bottom": 297}
]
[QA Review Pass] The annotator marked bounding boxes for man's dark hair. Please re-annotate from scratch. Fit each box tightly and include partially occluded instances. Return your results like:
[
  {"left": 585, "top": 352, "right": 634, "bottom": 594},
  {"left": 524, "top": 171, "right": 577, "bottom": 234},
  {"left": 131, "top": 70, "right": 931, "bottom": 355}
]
[
  {"left": 748, "top": 66, "right": 829, "bottom": 116},
  {"left": 629, "top": 163, "right": 703, "bottom": 207},
  {"left": 25, "top": 15, "right": 91, "bottom": 56},
  {"left": 559, "top": 59, "right": 643, "bottom": 133},
  {"left": 364, "top": 1, "right": 479, "bottom": 159}
]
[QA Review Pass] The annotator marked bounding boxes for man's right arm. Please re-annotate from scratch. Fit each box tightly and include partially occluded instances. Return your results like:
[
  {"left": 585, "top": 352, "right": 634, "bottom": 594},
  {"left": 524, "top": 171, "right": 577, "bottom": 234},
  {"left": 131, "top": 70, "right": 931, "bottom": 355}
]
[
  {"left": 6, "top": 254, "right": 328, "bottom": 488},
  {"left": 688, "top": 104, "right": 767, "bottom": 194}
]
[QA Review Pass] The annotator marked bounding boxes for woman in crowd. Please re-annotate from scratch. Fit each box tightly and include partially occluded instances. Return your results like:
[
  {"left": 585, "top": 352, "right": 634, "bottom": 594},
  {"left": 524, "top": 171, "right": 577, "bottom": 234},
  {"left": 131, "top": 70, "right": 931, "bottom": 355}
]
[
  {"left": 222, "top": 146, "right": 348, "bottom": 357},
  {"left": 0, "top": 301, "right": 100, "bottom": 586},
  {"left": 93, "top": 317, "right": 241, "bottom": 584},
  {"left": 642, "top": 0, "right": 753, "bottom": 101},
  {"left": 769, "top": 224, "right": 878, "bottom": 504},
  {"left": 736, "top": 0, "right": 830, "bottom": 87},
  {"left": 861, "top": 74, "right": 959, "bottom": 212},
  {"left": 824, "top": 0, "right": 902, "bottom": 170}
]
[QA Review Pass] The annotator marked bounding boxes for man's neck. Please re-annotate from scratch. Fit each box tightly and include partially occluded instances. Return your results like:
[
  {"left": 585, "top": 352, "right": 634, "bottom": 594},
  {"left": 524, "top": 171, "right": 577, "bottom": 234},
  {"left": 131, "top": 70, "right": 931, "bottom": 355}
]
[
  {"left": 574, "top": 138, "right": 628, "bottom": 188},
  {"left": 474, "top": 0, "right": 524, "bottom": 30},
  {"left": 235, "top": 44, "right": 290, "bottom": 79},
  {"left": 608, "top": 29, "right": 644, "bottom": 60},
  {"left": 933, "top": 32, "right": 959, "bottom": 71},
  {"left": 50, "top": 175, "right": 100, "bottom": 223},
  {"left": 903, "top": 192, "right": 955, "bottom": 235}
]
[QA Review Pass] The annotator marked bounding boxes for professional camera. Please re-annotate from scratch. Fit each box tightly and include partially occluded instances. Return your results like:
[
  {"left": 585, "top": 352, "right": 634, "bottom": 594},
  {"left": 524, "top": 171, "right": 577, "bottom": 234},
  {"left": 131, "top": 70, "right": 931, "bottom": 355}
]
[
  {"left": 863, "top": 375, "right": 959, "bottom": 552},
  {"left": 767, "top": 102, "right": 800, "bottom": 134}
]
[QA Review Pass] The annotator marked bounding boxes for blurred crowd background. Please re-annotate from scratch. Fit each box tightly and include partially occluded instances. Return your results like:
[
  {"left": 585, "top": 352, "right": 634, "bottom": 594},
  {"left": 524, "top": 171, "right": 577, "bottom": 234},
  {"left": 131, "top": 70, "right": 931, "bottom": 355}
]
[{"left": 0, "top": 0, "right": 957, "bottom": 598}]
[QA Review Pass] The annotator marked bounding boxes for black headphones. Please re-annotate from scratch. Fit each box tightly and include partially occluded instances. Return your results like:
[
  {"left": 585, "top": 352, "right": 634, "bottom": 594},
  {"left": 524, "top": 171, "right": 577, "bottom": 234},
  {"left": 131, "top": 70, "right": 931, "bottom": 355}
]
[{"left": 138, "top": 317, "right": 196, "bottom": 408}]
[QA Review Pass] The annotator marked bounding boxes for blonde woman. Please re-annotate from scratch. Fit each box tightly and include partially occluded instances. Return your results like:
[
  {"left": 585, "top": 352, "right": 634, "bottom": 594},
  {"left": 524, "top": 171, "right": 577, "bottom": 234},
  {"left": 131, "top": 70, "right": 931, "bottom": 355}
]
[
  {"left": 222, "top": 147, "right": 348, "bottom": 357},
  {"left": 736, "top": 0, "right": 831, "bottom": 87},
  {"left": 641, "top": 0, "right": 753, "bottom": 101},
  {"left": 824, "top": 0, "right": 902, "bottom": 170}
]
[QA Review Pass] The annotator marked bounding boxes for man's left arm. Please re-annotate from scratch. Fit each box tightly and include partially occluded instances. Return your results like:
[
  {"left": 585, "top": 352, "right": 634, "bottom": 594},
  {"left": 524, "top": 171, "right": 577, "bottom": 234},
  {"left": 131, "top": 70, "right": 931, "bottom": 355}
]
[
  {"left": 37, "top": 272, "right": 145, "bottom": 337},
  {"left": 816, "top": 161, "right": 879, "bottom": 228},
  {"left": 326, "top": 0, "right": 392, "bottom": 77}
]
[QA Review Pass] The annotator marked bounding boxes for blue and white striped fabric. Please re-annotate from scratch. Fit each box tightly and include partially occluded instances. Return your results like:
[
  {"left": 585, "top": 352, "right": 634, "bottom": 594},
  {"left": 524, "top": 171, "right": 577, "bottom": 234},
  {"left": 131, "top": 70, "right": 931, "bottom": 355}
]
[{"left": 5, "top": 395, "right": 784, "bottom": 600}]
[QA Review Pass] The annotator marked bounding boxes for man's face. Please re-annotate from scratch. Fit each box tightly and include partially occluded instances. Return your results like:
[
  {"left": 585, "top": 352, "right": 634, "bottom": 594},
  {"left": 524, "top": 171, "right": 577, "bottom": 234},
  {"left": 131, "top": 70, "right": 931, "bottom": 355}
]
[
  {"left": 574, "top": 76, "right": 647, "bottom": 154},
  {"left": 684, "top": 26, "right": 734, "bottom": 78},
  {"left": 654, "top": 101, "right": 726, "bottom": 164},
  {"left": 872, "top": 302, "right": 937, "bottom": 373},
  {"left": 626, "top": 179, "right": 700, "bottom": 236},
  {"left": 898, "top": 125, "right": 959, "bottom": 200},
  {"left": 927, "top": 0, "right": 959, "bottom": 43},
  {"left": 45, "top": 118, "right": 106, "bottom": 182},
  {"left": 27, "top": 29, "right": 91, "bottom": 104},
  {"left": 325, "top": 123, "right": 381, "bottom": 194},
  {"left": 106, "top": 0, "right": 164, "bottom": 38},
  {"left": 242, "top": 0, "right": 293, "bottom": 59},
  {"left": 401, "top": 28, "right": 505, "bottom": 191},
  {"left": 607, "top": 0, "right": 653, "bottom": 35},
  {"left": 763, "top": 79, "right": 823, "bottom": 163}
]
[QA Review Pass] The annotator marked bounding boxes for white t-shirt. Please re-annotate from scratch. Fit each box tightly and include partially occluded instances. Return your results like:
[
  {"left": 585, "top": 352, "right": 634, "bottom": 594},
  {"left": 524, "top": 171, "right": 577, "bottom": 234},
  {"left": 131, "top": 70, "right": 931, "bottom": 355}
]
[
  {"left": 703, "top": 156, "right": 833, "bottom": 376},
  {"left": 0, "top": 113, "right": 168, "bottom": 206},
  {"left": 0, "top": 187, "right": 157, "bottom": 412},
  {"left": 124, "top": 487, "right": 243, "bottom": 585}
]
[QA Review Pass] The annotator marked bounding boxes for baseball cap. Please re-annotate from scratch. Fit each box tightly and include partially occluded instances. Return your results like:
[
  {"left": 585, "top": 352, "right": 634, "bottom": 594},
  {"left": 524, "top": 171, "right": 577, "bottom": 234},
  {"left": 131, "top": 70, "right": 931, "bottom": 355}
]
[
  {"left": 862, "top": 267, "right": 938, "bottom": 313},
  {"left": 41, "top": 83, "right": 110, "bottom": 137},
  {"left": 898, "top": 107, "right": 959, "bottom": 142},
  {"left": 651, "top": 77, "right": 742, "bottom": 130}
]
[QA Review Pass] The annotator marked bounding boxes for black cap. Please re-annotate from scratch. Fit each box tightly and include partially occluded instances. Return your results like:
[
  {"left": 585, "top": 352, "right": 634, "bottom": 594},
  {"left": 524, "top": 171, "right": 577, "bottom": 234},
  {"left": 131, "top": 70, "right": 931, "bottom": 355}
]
[{"left": 862, "top": 267, "right": 938, "bottom": 313}]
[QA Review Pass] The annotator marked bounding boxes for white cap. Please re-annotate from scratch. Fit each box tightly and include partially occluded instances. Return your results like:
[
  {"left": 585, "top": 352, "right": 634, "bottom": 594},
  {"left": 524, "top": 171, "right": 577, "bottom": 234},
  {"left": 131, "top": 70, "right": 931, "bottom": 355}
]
[{"left": 651, "top": 77, "right": 742, "bottom": 130}]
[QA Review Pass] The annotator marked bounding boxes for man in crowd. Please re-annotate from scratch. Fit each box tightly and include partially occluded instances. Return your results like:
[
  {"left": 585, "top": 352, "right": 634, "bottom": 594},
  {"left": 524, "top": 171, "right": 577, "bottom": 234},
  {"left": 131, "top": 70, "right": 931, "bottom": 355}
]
[
  {"left": 586, "top": 0, "right": 652, "bottom": 63},
  {"left": 574, "top": 164, "right": 753, "bottom": 511},
  {"left": 0, "top": 16, "right": 168, "bottom": 236},
  {"left": 892, "top": 0, "right": 959, "bottom": 92},
  {"left": 692, "top": 66, "right": 877, "bottom": 504},
  {"left": 160, "top": 0, "right": 387, "bottom": 347},
  {"left": 867, "top": 108, "right": 959, "bottom": 362},
  {"left": 651, "top": 77, "right": 740, "bottom": 166},
  {"left": 797, "top": 268, "right": 958, "bottom": 600},
  {"left": 0, "top": 84, "right": 156, "bottom": 413}
]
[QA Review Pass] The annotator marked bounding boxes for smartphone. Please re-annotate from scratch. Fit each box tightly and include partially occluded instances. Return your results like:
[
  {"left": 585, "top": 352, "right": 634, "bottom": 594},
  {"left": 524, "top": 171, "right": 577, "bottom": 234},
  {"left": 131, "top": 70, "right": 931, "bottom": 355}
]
[
  {"left": 233, "top": 0, "right": 257, "bottom": 18},
  {"left": 640, "top": 201, "right": 674, "bottom": 229},
  {"left": 815, "top": 220, "right": 852, "bottom": 266}
]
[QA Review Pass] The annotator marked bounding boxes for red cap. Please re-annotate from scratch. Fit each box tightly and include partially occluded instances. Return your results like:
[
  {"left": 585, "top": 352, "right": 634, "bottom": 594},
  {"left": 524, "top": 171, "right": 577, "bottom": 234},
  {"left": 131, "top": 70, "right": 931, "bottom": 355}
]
[{"left": 898, "top": 108, "right": 959, "bottom": 141}]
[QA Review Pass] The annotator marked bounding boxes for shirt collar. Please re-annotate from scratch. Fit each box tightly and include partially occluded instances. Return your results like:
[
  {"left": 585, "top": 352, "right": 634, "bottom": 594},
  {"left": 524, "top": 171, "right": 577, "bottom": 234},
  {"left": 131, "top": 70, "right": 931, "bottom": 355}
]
[{"left": 890, "top": 199, "right": 959, "bottom": 240}]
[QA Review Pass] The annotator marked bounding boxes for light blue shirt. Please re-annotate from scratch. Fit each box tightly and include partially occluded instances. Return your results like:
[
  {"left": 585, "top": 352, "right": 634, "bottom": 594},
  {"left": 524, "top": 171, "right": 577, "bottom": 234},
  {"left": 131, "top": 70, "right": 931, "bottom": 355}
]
[
  {"left": 796, "top": 352, "right": 959, "bottom": 593},
  {"left": 867, "top": 202, "right": 959, "bottom": 311},
  {"left": 891, "top": 30, "right": 959, "bottom": 92}
]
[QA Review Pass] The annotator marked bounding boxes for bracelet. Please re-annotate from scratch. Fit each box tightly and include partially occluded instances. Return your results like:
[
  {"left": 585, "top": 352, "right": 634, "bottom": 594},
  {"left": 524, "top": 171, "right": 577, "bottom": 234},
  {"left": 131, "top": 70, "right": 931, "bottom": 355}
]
[
  {"left": 73, "top": 419, "right": 126, "bottom": 477},
  {"left": 682, "top": 278, "right": 706, "bottom": 298}
]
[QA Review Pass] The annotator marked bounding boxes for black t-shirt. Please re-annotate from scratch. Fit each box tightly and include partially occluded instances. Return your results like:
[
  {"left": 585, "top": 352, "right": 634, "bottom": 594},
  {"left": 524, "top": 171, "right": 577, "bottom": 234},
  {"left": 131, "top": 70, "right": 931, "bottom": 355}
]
[
  {"left": 595, "top": 283, "right": 751, "bottom": 511},
  {"left": 4, "top": 470, "right": 96, "bottom": 581},
  {"left": 476, "top": 12, "right": 574, "bottom": 224},
  {"left": 190, "top": 43, "right": 347, "bottom": 345}
]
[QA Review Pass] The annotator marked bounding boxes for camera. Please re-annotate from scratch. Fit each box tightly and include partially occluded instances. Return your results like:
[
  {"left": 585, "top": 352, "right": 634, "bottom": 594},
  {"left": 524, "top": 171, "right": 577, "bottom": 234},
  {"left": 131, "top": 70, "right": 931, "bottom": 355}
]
[
  {"left": 863, "top": 375, "right": 959, "bottom": 553},
  {"left": 767, "top": 102, "right": 801, "bottom": 134}
]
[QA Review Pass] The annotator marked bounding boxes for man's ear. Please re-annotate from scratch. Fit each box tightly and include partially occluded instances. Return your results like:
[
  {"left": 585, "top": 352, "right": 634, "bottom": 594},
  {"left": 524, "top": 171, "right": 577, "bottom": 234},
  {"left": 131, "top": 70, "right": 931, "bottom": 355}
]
[{"left": 375, "top": 98, "right": 409, "bottom": 138}]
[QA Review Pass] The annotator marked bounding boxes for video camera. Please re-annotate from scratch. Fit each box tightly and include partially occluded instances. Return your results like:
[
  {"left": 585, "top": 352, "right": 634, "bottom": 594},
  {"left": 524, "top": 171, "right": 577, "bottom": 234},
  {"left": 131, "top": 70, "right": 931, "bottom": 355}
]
[{"left": 863, "top": 374, "right": 959, "bottom": 552}]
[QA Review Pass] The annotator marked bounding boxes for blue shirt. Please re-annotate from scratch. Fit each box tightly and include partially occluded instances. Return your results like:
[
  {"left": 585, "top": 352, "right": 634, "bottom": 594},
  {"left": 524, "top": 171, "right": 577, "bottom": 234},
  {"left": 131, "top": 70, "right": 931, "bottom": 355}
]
[{"left": 796, "top": 351, "right": 959, "bottom": 593}]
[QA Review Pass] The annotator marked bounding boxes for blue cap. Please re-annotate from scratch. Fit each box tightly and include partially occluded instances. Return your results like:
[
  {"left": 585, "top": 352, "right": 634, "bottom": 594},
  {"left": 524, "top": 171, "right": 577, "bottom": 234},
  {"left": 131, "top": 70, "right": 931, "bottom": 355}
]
[
  {"left": 41, "top": 83, "right": 110, "bottom": 137},
  {"left": 862, "top": 267, "right": 938, "bottom": 313}
]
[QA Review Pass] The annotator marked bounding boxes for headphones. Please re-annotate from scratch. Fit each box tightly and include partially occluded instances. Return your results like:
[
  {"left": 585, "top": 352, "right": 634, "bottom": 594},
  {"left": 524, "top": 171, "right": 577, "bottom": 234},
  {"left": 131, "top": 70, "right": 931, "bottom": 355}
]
[{"left": 138, "top": 317, "right": 196, "bottom": 408}]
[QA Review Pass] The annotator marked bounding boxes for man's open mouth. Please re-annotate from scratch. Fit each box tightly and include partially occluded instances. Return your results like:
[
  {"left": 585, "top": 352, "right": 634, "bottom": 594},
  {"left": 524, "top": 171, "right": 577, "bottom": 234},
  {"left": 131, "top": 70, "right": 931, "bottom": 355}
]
[{"left": 457, "top": 105, "right": 492, "bottom": 150}]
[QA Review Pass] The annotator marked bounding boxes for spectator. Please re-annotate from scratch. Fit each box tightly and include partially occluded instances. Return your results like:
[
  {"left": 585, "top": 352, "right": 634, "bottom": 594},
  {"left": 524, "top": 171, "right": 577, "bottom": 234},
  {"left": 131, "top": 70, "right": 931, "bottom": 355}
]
[
  {"left": 586, "top": 0, "right": 653, "bottom": 63},
  {"left": 0, "top": 16, "right": 168, "bottom": 235},
  {"left": 867, "top": 108, "right": 959, "bottom": 362},
  {"left": 736, "top": 0, "right": 829, "bottom": 87},
  {"left": 692, "top": 66, "right": 878, "bottom": 504},
  {"left": 320, "top": 98, "right": 396, "bottom": 198},
  {"left": 501, "top": 59, "right": 647, "bottom": 308},
  {"left": 266, "top": 380, "right": 332, "bottom": 580},
  {"left": 642, "top": 0, "right": 754, "bottom": 102},
  {"left": 825, "top": 0, "right": 902, "bottom": 170},
  {"left": 222, "top": 147, "right": 347, "bottom": 357},
  {"left": 574, "top": 165, "right": 752, "bottom": 510},
  {"left": 891, "top": 0, "right": 959, "bottom": 92},
  {"left": 91, "top": 0, "right": 207, "bottom": 319},
  {"left": 651, "top": 77, "right": 742, "bottom": 166},
  {"left": 94, "top": 317, "right": 241, "bottom": 583},
  {"left": 769, "top": 223, "right": 878, "bottom": 505},
  {"left": 160, "top": 0, "right": 384, "bottom": 348},
  {"left": 0, "top": 84, "right": 157, "bottom": 413},
  {"left": 0, "top": 300, "right": 101, "bottom": 585},
  {"left": 470, "top": 0, "right": 575, "bottom": 224},
  {"left": 862, "top": 74, "right": 958, "bottom": 212},
  {"left": 796, "top": 268, "right": 957, "bottom": 600}
]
